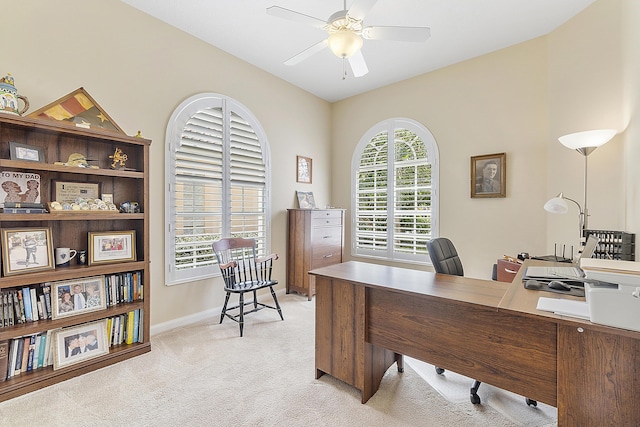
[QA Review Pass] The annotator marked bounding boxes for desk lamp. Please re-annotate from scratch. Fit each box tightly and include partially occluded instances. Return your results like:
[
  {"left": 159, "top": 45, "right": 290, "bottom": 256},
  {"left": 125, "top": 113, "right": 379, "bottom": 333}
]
[{"left": 544, "top": 129, "right": 617, "bottom": 236}]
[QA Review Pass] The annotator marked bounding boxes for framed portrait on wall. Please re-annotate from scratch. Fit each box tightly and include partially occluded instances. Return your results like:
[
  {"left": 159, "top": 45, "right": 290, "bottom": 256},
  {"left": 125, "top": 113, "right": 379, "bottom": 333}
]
[
  {"left": 471, "top": 153, "right": 506, "bottom": 198},
  {"left": 296, "top": 155, "right": 312, "bottom": 183}
]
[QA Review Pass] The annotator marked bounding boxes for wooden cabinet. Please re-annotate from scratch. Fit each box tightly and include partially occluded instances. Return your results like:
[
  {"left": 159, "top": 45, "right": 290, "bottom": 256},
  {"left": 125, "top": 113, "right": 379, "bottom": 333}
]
[
  {"left": 557, "top": 323, "right": 640, "bottom": 424},
  {"left": 0, "top": 114, "right": 150, "bottom": 402},
  {"left": 496, "top": 259, "right": 522, "bottom": 283},
  {"left": 286, "top": 209, "right": 344, "bottom": 300}
]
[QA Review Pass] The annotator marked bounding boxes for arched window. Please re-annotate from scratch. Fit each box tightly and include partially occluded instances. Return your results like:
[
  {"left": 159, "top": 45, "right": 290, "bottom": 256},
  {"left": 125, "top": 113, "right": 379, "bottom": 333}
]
[
  {"left": 165, "top": 93, "right": 271, "bottom": 285},
  {"left": 352, "top": 118, "right": 438, "bottom": 263}
]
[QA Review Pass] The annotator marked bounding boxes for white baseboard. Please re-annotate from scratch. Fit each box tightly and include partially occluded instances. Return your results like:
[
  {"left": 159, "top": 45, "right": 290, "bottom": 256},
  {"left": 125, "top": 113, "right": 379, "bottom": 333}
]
[{"left": 149, "top": 288, "right": 286, "bottom": 336}]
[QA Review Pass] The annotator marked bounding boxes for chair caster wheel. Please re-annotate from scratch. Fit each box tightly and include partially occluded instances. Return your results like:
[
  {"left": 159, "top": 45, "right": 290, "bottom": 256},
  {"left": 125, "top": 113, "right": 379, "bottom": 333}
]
[
  {"left": 525, "top": 398, "right": 537, "bottom": 407},
  {"left": 435, "top": 367, "right": 445, "bottom": 375},
  {"left": 470, "top": 393, "right": 481, "bottom": 405}
]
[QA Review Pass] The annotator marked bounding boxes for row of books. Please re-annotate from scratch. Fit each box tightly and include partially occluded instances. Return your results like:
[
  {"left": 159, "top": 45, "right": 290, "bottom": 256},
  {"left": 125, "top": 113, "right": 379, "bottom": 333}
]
[
  {"left": 0, "top": 202, "right": 47, "bottom": 214},
  {"left": 0, "top": 270, "right": 144, "bottom": 328},
  {"left": 0, "top": 284, "right": 51, "bottom": 327},
  {"left": 105, "top": 271, "right": 144, "bottom": 307},
  {"left": 0, "top": 309, "right": 144, "bottom": 382},
  {"left": 107, "top": 309, "right": 144, "bottom": 347}
]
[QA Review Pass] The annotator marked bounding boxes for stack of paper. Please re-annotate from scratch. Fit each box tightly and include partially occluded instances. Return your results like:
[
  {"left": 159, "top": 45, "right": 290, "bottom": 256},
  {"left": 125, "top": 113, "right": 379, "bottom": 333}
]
[{"left": 536, "top": 297, "right": 590, "bottom": 320}]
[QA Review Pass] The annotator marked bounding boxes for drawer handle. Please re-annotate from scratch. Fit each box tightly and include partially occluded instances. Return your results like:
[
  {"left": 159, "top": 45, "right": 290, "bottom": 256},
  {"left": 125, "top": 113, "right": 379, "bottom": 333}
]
[
  {"left": 323, "top": 254, "right": 334, "bottom": 258},
  {"left": 323, "top": 236, "right": 331, "bottom": 239},
  {"left": 504, "top": 268, "right": 517, "bottom": 274}
]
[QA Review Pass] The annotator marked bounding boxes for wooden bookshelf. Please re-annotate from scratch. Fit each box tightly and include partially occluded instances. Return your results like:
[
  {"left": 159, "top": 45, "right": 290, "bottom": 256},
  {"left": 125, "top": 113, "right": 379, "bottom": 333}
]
[{"left": 0, "top": 114, "right": 151, "bottom": 402}]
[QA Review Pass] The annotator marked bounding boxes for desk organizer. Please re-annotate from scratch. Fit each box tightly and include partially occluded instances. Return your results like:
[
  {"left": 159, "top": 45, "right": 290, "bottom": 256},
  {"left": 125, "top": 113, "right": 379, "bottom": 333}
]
[{"left": 583, "top": 229, "right": 635, "bottom": 261}]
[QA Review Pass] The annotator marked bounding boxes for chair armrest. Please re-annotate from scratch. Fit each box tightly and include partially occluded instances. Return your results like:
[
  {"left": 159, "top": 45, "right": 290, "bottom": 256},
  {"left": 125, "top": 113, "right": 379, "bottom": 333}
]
[
  {"left": 256, "top": 253, "right": 279, "bottom": 263},
  {"left": 218, "top": 260, "right": 238, "bottom": 270}
]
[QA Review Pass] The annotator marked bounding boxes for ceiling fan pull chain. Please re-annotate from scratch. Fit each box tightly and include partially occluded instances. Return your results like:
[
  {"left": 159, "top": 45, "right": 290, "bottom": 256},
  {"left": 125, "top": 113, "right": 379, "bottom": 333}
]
[{"left": 342, "top": 57, "right": 347, "bottom": 80}]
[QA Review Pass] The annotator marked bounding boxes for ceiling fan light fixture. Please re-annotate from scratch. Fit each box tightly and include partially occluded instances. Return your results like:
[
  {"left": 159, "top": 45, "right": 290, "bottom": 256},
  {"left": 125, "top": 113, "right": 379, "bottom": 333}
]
[{"left": 328, "top": 30, "right": 363, "bottom": 58}]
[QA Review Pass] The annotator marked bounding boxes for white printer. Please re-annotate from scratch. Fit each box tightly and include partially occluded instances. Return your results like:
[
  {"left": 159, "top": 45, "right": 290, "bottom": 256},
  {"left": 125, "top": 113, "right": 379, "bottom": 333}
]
[{"left": 581, "top": 259, "right": 640, "bottom": 332}]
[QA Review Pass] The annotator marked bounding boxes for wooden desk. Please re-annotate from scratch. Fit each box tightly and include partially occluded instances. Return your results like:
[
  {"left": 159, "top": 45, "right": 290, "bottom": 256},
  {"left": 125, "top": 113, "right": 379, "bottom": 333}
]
[{"left": 310, "top": 261, "right": 640, "bottom": 426}]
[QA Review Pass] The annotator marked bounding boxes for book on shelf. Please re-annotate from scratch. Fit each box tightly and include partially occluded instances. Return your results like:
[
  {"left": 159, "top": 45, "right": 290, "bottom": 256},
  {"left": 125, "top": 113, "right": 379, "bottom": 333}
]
[
  {"left": 3, "top": 202, "right": 45, "bottom": 209},
  {"left": 0, "top": 340, "right": 8, "bottom": 383},
  {"left": 26, "top": 335, "right": 36, "bottom": 372},
  {"left": 19, "top": 289, "right": 30, "bottom": 322},
  {"left": 13, "top": 337, "right": 24, "bottom": 377},
  {"left": 1, "top": 207, "right": 48, "bottom": 214},
  {"left": 30, "top": 288, "right": 39, "bottom": 322},
  {"left": 20, "top": 336, "right": 30, "bottom": 373}
]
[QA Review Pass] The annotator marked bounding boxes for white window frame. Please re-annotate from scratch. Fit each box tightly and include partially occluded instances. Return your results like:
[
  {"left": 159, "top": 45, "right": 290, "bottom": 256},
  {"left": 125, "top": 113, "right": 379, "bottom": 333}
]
[
  {"left": 351, "top": 118, "right": 439, "bottom": 264},
  {"left": 165, "top": 93, "right": 271, "bottom": 285}
]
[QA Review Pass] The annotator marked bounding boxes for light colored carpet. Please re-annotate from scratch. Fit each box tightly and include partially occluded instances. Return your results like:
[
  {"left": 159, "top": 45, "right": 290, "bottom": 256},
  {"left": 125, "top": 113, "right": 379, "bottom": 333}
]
[{"left": 0, "top": 294, "right": 557, "bottom": 426}]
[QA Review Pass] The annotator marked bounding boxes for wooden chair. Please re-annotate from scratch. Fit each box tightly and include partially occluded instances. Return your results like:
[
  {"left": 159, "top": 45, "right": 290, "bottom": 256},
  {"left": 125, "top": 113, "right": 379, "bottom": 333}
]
[{"left": 212, "top": 238, "right": 283, "bottom": 337}]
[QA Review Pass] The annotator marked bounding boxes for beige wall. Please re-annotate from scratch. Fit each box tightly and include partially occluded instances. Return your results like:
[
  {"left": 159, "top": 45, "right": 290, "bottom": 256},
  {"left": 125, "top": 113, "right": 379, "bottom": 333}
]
[
  {"left": 623, "top": 0, "right": 640, "bottom": 237},
  {"left": 332, "top": 0, "right": 635, "bottom": 279},
  {"left": 7, "top": 0, "right": 638, "bottom": 326},
  {"left": 547, "top": 0, "right": 625, "bottom": 250},
  {"left": 9, "top": 0, "right": 331, "bottom": 326},
  {"left": 332, "top": 39, "right": 550, "bottom": 278}
]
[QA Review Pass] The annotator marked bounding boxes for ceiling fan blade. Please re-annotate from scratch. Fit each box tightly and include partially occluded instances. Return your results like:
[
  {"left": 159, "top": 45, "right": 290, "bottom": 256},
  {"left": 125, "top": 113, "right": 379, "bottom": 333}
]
[
  {"left": 348, "top": 50, "right": 369, "bottom": 77},
  {"left": 347, "top": 0, "right": 378, "bottom": 21},
  {"left": 284, "top": 40, "right": 328, "bottom": 66},
  {"left": 266, "top": 6, "right": 326, "bottom": 28},
  {"left": 363, "top": 26, "right": 431, "bottom": 42}
]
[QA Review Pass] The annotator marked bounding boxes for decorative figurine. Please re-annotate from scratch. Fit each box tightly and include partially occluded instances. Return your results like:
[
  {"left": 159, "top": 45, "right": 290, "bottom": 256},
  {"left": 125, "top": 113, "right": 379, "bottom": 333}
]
[
  {"left": 109, "top": 147, "right": 128, "bottom": 169},
  {"left": 53, "top": 153, "right": 99, "bottom": 169},
  {"left": 0, "top": 73, "right": 29, "bottom": 115}
]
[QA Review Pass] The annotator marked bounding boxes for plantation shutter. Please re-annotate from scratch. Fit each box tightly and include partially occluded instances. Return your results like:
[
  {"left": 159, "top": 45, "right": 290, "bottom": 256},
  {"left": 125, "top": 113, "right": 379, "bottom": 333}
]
[
  {"left": 353, "top": 119, "right": 437, "bottom": 263},
  {"left": 229, "top": 111, "right": 267, "bottom": 253},
  {"left": 166, "top": 94, "right": 270, "bottom": 285},
  {"left": 173, "top": 108, "right": 223, "bottom": 277}
]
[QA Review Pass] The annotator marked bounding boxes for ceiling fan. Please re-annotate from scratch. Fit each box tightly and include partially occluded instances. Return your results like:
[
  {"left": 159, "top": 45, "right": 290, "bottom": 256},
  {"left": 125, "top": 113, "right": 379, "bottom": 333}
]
[{"left": 267, "top": 0, "right": 431, "bottom": 78}]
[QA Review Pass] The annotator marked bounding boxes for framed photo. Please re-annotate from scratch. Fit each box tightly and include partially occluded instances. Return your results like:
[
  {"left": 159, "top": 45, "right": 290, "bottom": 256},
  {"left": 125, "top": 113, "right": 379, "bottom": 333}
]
[
  {"left": 296, "top": 155, "right": 312, "bottom": 183},
  {"left": 52, "top": 319, "right": 109, "bottom": 370},
  {"left": 296, "top": 191, "right": 316, "bottom": 209},
  {"left": 52, "top": 180, "right": 100, "bottom": 203},
  {"left": 1, "top": 227, "right": 54, "bottom": 276},
  {"left": 88, "top": 230, "right": 136, "bottom": 265},
  {"left": 9, "top": 142, "right": 45, "bottom": 163},
  {"left": 51, "top": 276, "right": 106, "bottom": 319},
  {"left": 471, "top": 153, "right": 506, "bottom": 198},
  {"left": 0, "top": 170, "right": 41, "bottom": 207}
]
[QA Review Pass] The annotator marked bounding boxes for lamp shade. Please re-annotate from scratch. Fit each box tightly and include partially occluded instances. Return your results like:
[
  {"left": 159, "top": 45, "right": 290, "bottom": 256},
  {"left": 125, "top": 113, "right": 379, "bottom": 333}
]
[
  {"left": 558, "top": 129, "right": 616, "bottom": 150},
  {"left": 328, "top": 30, "right": 363, "bottom": 58},
  {"left": 544, "top": 194, "right": 569, "bottom": 214}
]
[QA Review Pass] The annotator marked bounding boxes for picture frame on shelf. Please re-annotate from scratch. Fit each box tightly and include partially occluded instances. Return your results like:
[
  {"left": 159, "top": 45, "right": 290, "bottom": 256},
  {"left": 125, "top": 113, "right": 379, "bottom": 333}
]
[
  {"left": 9, "top": 141, "right": 45, "bottom": 163},
  {"left": 52, "top": 180, "right": 101, "bottom": 204},
  {"left": 296, "top": 155, "right": 312, "bottom": 183},
  {"left": 0, "top": 170, "right": 41, "bottom": 207},
  {"left": 51, "top": 276, "right": 106, "bottom": 320},
  {"left": 471, "top": 152, "right": 506, "bottom": 199},
  {"left": 296, "top": 191, "right": 316, "bottom": 209},
  {"left": 52, "top": 319, "right": 109, "bottom": 370},
  {"left": 88, "top": 230, "right": 137, "bottom": 265},
  {"left": 1, "top": 227, "right": 54, "bottom": 276}
]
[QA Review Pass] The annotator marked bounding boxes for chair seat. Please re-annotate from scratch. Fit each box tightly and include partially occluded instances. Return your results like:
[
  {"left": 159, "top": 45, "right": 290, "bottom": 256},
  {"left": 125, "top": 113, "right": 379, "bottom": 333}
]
[{"left": 225, "top": 279, "right": 278, "bottom": 292}]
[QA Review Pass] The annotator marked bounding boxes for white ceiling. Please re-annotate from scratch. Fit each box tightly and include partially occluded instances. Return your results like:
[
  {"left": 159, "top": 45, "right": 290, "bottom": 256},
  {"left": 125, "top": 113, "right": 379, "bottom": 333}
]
[{"left": 121, "top": 0, "right": 595, "bottom": 103}]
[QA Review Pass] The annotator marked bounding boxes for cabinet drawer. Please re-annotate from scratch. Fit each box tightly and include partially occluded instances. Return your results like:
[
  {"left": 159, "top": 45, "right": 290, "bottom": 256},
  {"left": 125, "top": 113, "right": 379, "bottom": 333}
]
[
  {"left": 311, "top": 210, "right": 343, "bottom": 227},
  {"left": 496, "top": 259, "right": 522, "bottom": 283},
  {"left": 311, "top": 247, "right": 342, "bottom": 269},
  {"left": 311, "top": 225, "right": 342, "bottom": 248}
]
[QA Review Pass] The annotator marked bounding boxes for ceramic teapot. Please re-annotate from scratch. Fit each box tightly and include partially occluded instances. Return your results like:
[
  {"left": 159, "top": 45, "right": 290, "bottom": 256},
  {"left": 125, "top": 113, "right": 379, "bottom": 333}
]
[{"left": 0, "top": 74, "right": 29, "bottom": 115}]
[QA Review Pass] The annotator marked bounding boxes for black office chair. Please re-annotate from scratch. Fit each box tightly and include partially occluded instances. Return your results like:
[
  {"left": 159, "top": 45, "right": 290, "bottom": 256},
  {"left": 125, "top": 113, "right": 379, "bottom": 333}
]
[{"left": 427, "top": 237, "right": 536, "bottom": 407}]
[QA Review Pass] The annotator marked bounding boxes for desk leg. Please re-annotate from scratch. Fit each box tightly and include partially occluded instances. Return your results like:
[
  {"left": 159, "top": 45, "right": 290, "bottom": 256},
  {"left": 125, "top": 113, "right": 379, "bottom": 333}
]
[{"left": 396, "top": 353, "right": 404, "bottom": 373}]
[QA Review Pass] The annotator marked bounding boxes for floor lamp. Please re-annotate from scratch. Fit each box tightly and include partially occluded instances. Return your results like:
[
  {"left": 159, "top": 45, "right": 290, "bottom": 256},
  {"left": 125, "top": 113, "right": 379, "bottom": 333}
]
[{"left": 544, "top": 129, "right": 617, "bottom": 237}]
